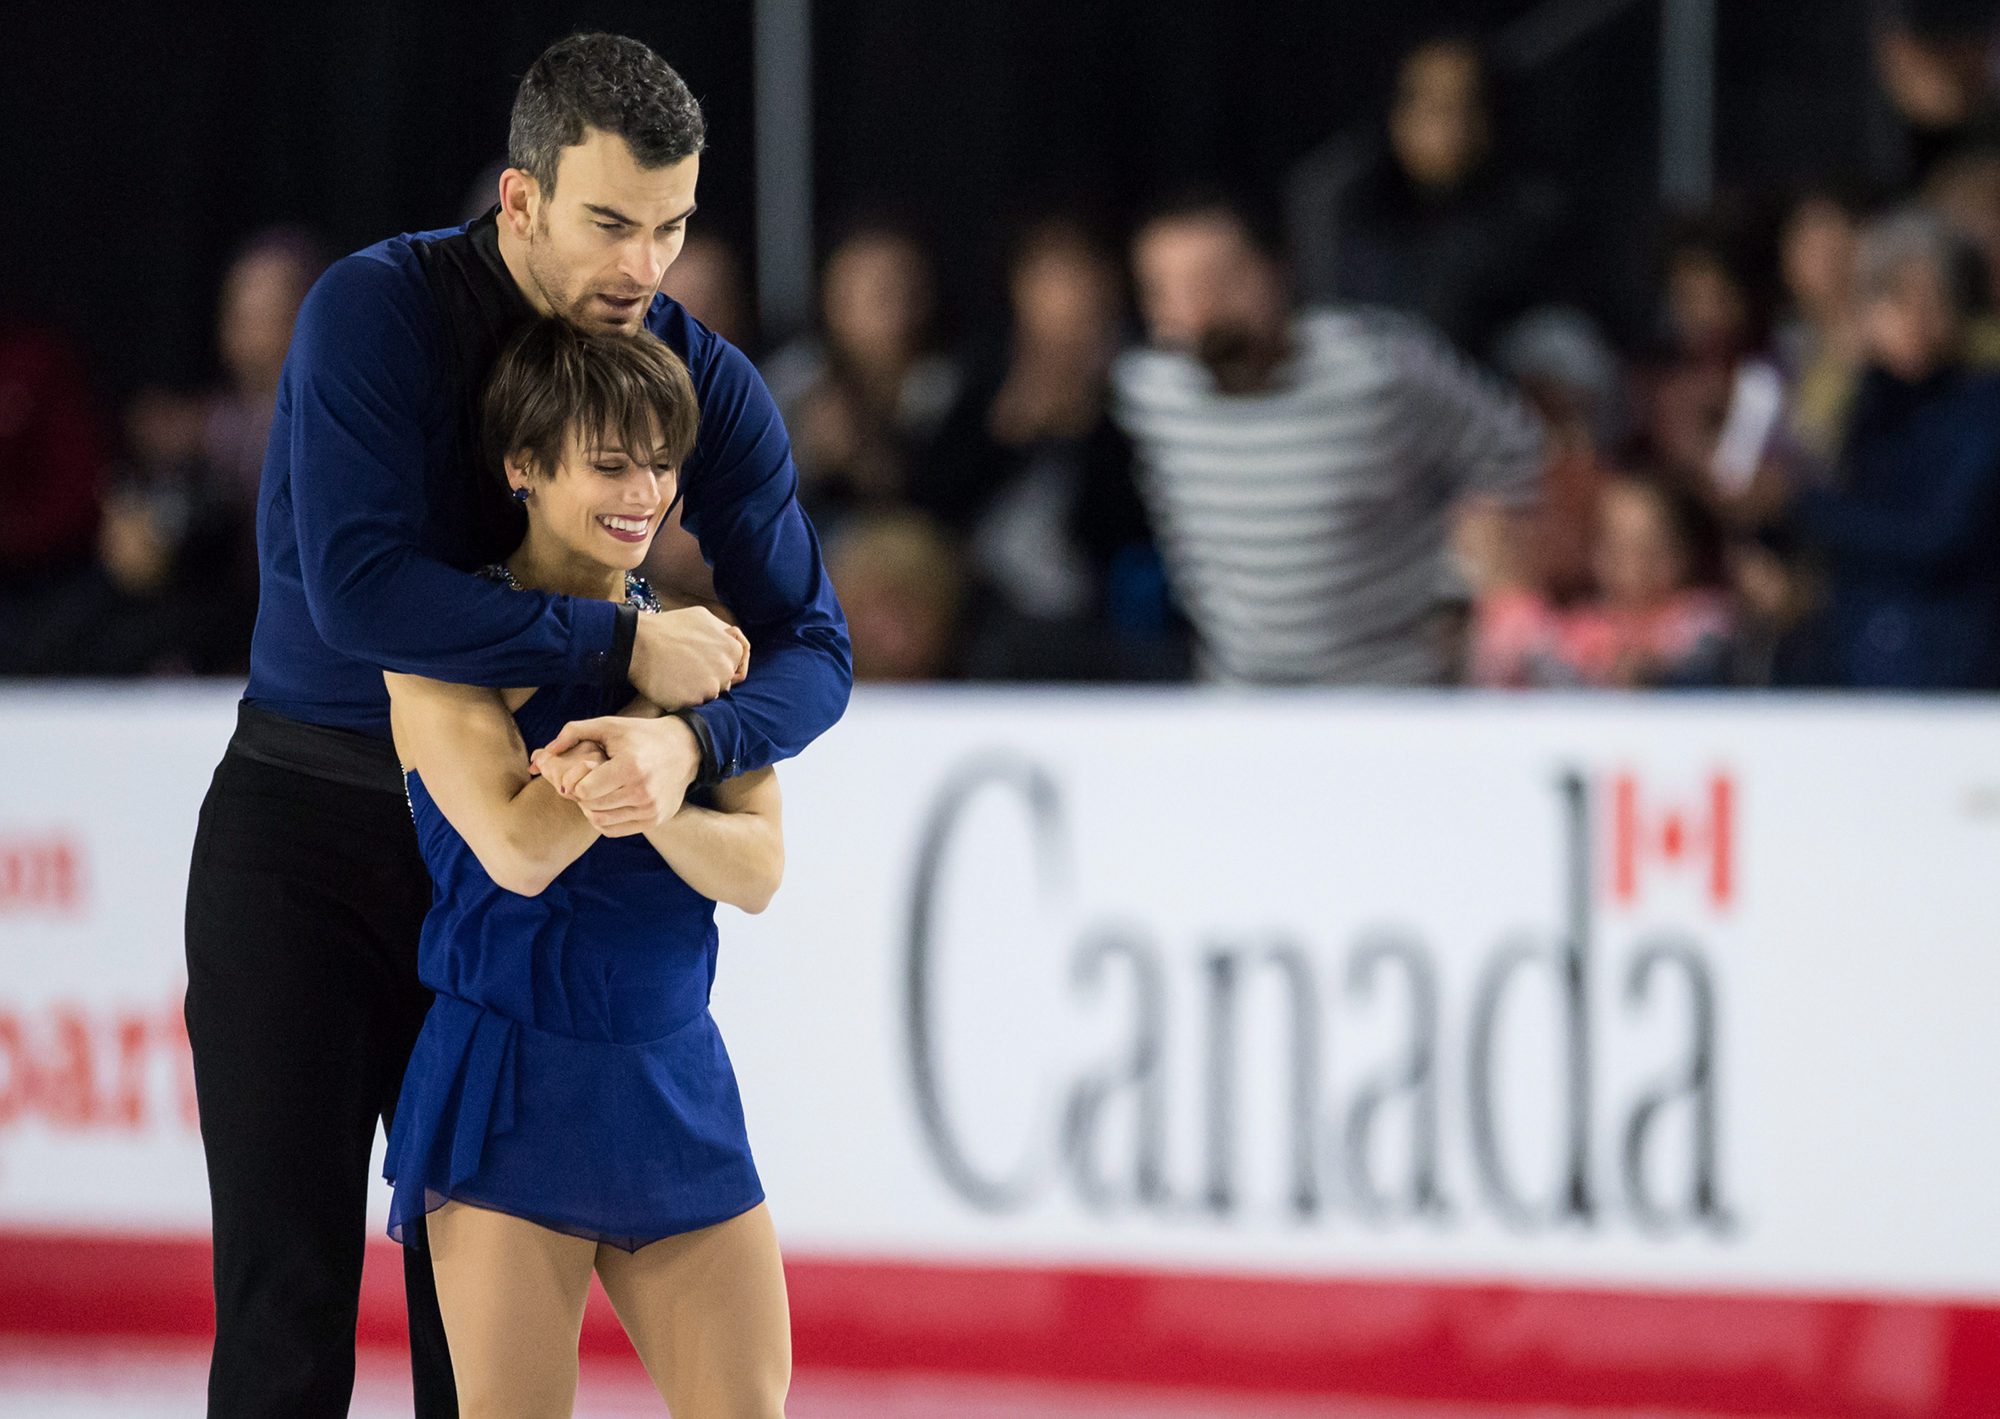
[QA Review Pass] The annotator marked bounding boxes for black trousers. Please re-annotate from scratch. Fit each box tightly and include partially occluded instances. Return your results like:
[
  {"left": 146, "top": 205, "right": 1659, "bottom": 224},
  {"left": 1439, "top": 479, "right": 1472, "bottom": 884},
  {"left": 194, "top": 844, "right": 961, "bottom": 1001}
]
[{"left": 184, "top": 705, "right": 457, "bottom": 1418}]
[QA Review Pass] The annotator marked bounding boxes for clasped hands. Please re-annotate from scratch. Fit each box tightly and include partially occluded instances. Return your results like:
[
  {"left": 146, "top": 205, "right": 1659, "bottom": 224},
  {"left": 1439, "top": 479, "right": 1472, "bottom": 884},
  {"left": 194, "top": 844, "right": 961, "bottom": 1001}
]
[{"left": 527, "top": 605, "right": 749, "bottom": 837}]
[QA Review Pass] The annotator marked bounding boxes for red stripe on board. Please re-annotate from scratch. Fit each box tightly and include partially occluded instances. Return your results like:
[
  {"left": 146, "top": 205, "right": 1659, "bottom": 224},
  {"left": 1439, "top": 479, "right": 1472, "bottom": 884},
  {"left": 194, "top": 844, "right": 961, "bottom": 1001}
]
[
  {"left": 1712, "top": 773, "right": 1734, "bottom": 907},
  {"left": 1611, "top": 773, "right": 1638, "bottom": 903},
  {"left": 1, "top": 1230, "right": 1996, "bottom": 1418}
]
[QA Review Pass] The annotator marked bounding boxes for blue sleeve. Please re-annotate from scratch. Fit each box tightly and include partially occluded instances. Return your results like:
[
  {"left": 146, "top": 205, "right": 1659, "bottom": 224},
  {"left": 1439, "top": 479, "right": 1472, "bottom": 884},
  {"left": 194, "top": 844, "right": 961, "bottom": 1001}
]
[
  {"left": 678, "top": 334, "right": 852, "bottom": 775},
  {"left": 286, "top": 252, "right": 619, "bottom": 686}
]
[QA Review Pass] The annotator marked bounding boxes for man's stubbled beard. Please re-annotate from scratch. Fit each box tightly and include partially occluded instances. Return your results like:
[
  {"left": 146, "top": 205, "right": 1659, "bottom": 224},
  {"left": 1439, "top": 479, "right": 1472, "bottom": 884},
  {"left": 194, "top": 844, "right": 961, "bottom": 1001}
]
[{"left": 525, "top": 211, "right": 643, "bottom": 332}]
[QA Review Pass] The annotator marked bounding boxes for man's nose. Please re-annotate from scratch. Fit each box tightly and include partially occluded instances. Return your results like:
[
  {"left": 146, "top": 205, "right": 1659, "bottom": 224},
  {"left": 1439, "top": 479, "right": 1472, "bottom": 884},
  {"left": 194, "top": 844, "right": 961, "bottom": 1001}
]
[{"left": 621, "top": 236, "right": 667, "bottom": 291}]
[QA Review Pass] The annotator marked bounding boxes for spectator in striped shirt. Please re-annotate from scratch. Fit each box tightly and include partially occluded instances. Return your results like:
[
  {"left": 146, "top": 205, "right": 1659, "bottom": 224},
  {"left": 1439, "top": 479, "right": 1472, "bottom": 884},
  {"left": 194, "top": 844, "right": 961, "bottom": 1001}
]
[{"left": 1113, "top": 192, "right": 1545, "bottom": 685}]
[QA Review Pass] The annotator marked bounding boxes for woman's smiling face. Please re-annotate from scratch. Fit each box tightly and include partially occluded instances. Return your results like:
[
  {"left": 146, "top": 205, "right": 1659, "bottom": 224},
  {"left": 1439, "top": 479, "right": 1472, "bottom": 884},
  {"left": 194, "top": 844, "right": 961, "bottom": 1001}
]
[{"left": 510, "top": 423, "right": 678, "bottom": 573}]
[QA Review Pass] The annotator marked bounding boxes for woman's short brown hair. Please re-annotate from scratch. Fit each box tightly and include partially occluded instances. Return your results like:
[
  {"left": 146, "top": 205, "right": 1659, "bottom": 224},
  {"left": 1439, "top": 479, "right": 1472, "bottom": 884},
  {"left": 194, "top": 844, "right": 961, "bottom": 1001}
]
[{"left": 482, "top": 317, "right": 701, "bottom": 485}]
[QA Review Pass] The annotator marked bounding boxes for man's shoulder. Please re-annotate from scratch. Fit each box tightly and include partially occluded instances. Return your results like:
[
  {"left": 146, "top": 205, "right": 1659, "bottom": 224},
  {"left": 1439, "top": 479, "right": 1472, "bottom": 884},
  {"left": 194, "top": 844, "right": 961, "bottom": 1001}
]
[
  {"left": 284, "top": 235, "right": 446, "bottom": 401},
  {"left": 334, "top": 226, "right": 443, "bottom": 282},
  {"left": 643, "top": 297, "right": 789, "bottom": 486},
  {"left": 301, "top": 235, "right": 435, "bottom": 330},
  {"left": 646, "top": 296, "right": 726, "bottom": 368},
  {"left": 311, "top": 219, "right": 493, "bottom": 310},
  {"left": 645, "top": 296, "right": 765, "bottom": 406}
]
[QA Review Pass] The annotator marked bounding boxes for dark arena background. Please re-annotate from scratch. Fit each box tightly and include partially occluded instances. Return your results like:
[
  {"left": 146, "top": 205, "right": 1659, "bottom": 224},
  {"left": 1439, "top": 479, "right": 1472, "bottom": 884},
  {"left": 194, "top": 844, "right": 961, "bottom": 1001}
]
[{"left": 4, "top": 1, "right": 1999, "bottom": 1415}]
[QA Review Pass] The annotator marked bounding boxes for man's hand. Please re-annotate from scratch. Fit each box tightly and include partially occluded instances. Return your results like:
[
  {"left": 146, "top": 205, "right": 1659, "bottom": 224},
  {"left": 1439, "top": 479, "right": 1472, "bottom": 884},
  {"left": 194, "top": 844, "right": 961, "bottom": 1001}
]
[
  {"left": 533, "top": 715, "right": 704, "bottom": 837},
  {"left": 629, "top": 606, "right": 751, "bottom": 710}
]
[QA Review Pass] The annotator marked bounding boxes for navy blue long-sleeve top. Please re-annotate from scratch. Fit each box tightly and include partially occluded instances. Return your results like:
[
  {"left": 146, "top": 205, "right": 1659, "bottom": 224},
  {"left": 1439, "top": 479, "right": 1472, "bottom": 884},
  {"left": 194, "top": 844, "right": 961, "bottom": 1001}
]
[
  {"left": 1792, "top": 362, "right": 2000, "bottom": 689},
  {"left": 244, "top": 217, "right": 851, "bottom": 774}
]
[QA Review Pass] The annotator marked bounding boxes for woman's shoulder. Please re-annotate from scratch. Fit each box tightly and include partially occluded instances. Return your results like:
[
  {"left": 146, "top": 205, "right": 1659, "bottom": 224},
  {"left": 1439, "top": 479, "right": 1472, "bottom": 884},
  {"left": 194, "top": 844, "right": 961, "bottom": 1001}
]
[{"left": 643, "top": 574, "right": 738, "bottom": 627}]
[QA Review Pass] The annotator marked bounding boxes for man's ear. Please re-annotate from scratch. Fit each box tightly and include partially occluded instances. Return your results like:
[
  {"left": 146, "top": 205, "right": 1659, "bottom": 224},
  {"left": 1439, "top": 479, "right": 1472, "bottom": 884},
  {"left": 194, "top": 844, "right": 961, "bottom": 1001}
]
[{"left": 498, "top": 168, "right": 539, "bottom": 239}]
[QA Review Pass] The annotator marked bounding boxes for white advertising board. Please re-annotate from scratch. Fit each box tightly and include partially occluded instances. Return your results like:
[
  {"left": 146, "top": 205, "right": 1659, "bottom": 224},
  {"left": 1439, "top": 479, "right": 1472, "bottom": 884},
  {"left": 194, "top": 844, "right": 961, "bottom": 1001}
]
[{"left": 2, "top": 685, "right": 1996, "bottom": 1303}]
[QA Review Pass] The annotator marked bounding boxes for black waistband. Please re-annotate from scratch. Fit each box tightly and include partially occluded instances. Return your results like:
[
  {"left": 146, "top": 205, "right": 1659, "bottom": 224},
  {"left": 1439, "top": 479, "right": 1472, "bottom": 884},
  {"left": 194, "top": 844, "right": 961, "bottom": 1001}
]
[{"left": 227, "top": 702, "right": 406, "bottom": 795}]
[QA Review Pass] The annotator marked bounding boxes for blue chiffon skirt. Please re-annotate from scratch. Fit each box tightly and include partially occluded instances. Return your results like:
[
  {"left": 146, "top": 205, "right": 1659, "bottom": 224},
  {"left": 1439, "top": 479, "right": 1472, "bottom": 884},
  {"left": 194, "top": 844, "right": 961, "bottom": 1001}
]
[{"left": 384, "top": 992, "right": 764, "bottom": 1251}]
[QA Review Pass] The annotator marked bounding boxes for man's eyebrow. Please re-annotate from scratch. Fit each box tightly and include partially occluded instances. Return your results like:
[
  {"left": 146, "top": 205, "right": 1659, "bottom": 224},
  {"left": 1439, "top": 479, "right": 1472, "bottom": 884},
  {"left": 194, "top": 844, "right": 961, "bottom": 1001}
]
[{"left": 584, "top": 202, "right": 698, "bottom": 228}]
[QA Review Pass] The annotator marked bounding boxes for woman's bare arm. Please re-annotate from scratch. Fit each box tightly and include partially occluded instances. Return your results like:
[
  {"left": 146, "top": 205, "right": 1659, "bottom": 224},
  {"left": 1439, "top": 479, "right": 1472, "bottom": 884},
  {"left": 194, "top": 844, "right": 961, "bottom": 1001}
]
[
  {"left": 643, "top": 767, "right": 784, "bottom": 914},
  {"left": 385, "top": 672, "right": 602, "bottom": 897},
  {"left": 517, "top": 593, "right": 784, "bottom": 911}
]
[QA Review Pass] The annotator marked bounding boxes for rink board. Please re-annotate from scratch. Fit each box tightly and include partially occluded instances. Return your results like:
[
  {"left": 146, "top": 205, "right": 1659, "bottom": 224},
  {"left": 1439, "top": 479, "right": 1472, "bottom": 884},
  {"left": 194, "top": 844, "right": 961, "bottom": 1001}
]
[{"left": 1, "top": 684, "right": 1996, "bottom": 1414}]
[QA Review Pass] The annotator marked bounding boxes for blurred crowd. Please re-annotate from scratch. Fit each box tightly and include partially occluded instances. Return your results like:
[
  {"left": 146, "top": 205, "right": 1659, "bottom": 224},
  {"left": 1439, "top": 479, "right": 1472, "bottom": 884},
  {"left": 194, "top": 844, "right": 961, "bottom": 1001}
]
[{"left": 12, "top": 5, "right": 2000, "bottom": 691}]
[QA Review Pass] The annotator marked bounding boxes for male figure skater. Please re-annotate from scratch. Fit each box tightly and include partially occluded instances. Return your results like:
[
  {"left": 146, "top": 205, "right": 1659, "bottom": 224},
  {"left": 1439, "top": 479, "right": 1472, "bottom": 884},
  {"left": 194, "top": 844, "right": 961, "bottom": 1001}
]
[{"left": 182, "top": 32, "right": 850, "bottom": 1418}]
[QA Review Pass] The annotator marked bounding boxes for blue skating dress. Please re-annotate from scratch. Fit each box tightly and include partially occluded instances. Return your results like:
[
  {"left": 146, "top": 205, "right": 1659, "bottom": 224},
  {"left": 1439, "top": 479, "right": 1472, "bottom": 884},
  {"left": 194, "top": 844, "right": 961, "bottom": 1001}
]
[{"left": 383, "top": 636, "right": 762, "bottom": 1251}]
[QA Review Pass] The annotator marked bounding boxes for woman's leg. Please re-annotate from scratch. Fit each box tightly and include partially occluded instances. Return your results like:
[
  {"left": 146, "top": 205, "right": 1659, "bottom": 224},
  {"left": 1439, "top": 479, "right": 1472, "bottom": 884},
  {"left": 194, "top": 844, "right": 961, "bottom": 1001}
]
[
  {"left": 427, "top": 1199, "right": 598, "bottom": 1419},
  {"left": 594, "top": 1203, "right": 792, "bottom": 1419}
]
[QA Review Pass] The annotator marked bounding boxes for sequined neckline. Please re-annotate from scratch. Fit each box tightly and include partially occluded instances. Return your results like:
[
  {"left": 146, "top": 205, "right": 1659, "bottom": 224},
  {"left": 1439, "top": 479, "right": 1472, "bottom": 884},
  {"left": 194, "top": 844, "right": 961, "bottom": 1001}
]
[{"left": 478, "top": 562, "right": 663, "bottom": 613}]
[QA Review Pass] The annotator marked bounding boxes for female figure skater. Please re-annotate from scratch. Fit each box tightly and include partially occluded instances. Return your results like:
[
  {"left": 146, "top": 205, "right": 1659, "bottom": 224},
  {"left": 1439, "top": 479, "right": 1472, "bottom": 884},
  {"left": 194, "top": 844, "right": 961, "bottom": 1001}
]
[{"left": 382, "top": 316, "right": 789, "bottom": 1418}]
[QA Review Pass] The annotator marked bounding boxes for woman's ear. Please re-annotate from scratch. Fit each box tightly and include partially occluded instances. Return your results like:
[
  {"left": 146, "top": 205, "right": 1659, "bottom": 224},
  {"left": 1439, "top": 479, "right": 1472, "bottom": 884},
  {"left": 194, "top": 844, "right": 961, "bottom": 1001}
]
[{"left": 503, "top": 452, "right": 534, "bottom": 497}]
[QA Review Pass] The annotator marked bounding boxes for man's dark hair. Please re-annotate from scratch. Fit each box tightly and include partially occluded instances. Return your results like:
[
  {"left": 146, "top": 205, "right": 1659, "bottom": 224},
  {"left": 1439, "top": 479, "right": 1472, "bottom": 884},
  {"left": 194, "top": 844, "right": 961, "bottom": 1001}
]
[
  {"left": 483, "top": 318, "right": 701, "bottom": 488},
  {"left": 509, "top": 32, "right": 706, "bottom": 196}
]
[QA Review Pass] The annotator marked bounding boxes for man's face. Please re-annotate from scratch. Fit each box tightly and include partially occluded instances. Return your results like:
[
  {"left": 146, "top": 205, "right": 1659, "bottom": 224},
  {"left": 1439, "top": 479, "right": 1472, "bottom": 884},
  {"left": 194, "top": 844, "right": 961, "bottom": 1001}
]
[
  {"left": 509, "top": 128, "right": 700, "bottom": 333},
  {"left": 1132, "top": 214, "right": 1284, "bottom": 355}
]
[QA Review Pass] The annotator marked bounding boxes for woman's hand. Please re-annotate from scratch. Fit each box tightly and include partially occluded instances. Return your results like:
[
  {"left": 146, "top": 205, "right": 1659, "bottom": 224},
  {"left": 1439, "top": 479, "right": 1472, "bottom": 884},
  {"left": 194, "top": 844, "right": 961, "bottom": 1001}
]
[{"left": 529, "top": 739, "right": 609, "bottom": 799}]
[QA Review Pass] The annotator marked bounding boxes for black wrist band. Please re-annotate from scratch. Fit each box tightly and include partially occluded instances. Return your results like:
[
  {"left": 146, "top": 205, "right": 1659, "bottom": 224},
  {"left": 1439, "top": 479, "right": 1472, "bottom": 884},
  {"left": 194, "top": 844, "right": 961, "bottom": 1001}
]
[
  {"left": 671, "top": 706, "right": 725, "bottom": 789},
  {"left": 605, "top": 602, "right": 639, "bottom": 690}
]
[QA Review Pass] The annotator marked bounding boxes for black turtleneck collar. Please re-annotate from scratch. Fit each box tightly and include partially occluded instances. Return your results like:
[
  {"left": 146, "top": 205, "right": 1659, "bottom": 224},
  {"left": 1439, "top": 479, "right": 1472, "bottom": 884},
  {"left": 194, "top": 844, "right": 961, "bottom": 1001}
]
[{"left": 466, "top": 206, "right": 534, "bottom": 321}]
